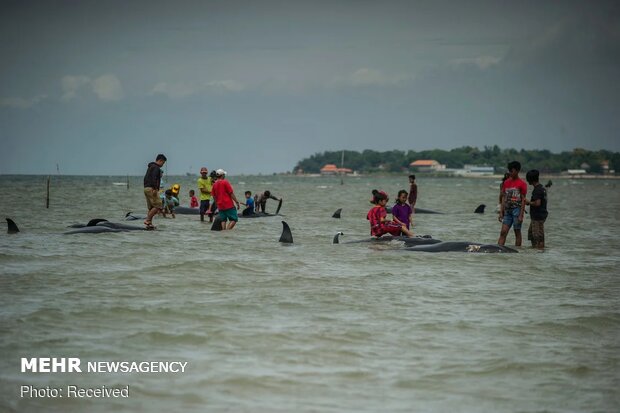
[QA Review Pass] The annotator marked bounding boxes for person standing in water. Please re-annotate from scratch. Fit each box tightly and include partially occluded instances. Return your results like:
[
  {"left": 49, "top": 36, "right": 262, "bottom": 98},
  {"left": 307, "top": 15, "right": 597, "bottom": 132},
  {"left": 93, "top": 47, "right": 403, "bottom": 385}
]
[
  {"left": 197, "top": 167, "right": 213, "bottom": 222},
  {"left": 408, "top": 175, "right": 417, "bottom": 211},
  {"left": 211, "top": 169, "right": 241, "bottom": 230},
  {"left": 525, "top": 169, "right": 548, "bottom": 249},
  {"left": 498, "top": 161, "right": 527, "bottom": 246},
  {"left": 143, "top": 153, "right": 167, "bottom": 229}
]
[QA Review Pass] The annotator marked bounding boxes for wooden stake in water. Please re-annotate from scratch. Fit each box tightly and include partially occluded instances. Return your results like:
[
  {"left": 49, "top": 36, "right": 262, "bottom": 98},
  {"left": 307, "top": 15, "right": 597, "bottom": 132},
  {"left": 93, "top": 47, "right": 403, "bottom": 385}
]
[
  {"left": 340, "top": 150, "right": 345, "bottom": 185},
  {"left": 46, "top": 176, "right": 50, "bottom": 208}
]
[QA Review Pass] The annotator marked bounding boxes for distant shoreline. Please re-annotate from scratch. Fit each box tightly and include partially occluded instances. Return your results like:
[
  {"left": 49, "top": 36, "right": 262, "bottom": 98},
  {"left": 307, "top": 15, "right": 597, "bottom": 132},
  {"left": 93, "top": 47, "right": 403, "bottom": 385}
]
[
  {"left": 291, "top": 173, "right": 620, "bottom": 180},
  {"left": 1, "top": 173, "right": 619, "bottom": 180}
]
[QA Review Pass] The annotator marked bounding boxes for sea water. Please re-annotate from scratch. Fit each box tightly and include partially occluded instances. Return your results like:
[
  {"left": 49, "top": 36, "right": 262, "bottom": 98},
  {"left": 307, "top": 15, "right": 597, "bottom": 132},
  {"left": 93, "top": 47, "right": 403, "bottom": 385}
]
[{"left": 0, "top": 175, "right": 619, "bottom": 412}]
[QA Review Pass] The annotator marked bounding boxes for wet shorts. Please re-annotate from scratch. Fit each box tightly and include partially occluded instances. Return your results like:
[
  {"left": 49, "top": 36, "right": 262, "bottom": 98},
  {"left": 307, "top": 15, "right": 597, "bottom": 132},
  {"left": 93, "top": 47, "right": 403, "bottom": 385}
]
[
  {"left": 528, "top": 220, "right": 545, "bottom": 246},
  {"left": 199, "top": 199, "right": 211, "bottom": 215},
  {"left": 502, "top": 208, "right": 522, "bottom": 230},
  {"left": 218, "top": 207, "right": 238, "bottom": 222},
  {"left": 144, "top": 187, "right": 162, "bottom": 210}
]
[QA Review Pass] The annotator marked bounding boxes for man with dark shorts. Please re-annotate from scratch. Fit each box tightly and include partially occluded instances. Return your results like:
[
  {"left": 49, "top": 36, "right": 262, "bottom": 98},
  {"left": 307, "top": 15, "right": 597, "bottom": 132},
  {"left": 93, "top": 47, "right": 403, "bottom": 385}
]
[
  {"left": 525, "top": 169, "right": 548, "bottom": 249},
  {"left": 143, "top": 154, "right": 167, "bottom": 229},
  {"left": 197, "top": 167, "right": 213, "bottom": 222},
  {"left": 211, "top": 169, "right": 241, "bottom": 230}
]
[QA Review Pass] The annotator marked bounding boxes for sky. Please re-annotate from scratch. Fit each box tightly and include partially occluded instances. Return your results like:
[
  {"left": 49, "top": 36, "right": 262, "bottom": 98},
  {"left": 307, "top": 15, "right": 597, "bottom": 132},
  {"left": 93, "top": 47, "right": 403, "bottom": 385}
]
[{"left": 1, "top": 0, "right": 619, "bottom": 175}]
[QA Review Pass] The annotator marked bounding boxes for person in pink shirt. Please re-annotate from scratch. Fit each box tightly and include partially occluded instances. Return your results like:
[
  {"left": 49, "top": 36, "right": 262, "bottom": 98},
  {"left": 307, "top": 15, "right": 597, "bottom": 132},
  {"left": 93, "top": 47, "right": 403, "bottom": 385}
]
[
  {"left": 189, "top": 190, "right": 199, "bottom": 208},
  {"left": 498, "top": 161, "right": 528, "bottom": 246},
  {"left": 367, "top": 190, "right": 413, "bottom": 238}
]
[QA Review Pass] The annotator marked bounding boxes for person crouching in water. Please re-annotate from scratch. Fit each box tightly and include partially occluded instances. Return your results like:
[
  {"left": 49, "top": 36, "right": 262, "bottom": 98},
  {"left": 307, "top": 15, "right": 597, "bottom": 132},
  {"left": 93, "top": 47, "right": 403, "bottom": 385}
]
[
  {"left": 161, "top": 189, "right": 179, "bottom": 218},
  {"left": 391, "top": 190, "right": 413, "bottom": 234},
  {"left": 367, "top": 190, "right": 413, "bottom": 238}
]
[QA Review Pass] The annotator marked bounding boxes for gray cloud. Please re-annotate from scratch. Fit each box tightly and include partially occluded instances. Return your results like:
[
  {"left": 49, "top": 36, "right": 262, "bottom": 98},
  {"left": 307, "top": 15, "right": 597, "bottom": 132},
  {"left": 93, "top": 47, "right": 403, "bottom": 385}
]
[{"left": 0, "top": 94, "right": 47, "bottom": 109}]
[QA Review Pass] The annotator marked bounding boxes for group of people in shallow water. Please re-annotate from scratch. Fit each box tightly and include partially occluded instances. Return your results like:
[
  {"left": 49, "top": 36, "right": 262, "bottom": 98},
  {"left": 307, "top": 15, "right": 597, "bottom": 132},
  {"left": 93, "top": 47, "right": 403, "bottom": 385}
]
[
  {"left": 144, "top": 155, "right": 547, "bottom": 248},
  {"left": 142, "top": 154, "right": 280, "bottom": 231},
  {"left": 367, "top": 162, "right": 547, "bottom": 250}
]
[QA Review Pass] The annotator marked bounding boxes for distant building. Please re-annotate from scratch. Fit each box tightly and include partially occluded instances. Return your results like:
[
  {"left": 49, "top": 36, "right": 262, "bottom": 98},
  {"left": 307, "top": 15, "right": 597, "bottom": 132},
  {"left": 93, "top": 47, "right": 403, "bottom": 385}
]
[
  {"left": 410, "top": 159, "right": 445, "bottom": 172},
  {"left": 565, "top": 169, "right": 586, "bottom": 176},
  {"left": 320, "top": 164, "right": 353, "bottom": 175}
]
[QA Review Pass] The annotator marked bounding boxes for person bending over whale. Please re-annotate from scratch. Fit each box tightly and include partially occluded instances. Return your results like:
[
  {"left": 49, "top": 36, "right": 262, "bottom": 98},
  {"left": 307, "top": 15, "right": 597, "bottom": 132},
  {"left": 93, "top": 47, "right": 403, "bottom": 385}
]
[
  {"left": 254, "top": 190, "right": 281, "bottom": 213},
  {"left": 367, "top": 190, "right": 413, "bottom": 238}
]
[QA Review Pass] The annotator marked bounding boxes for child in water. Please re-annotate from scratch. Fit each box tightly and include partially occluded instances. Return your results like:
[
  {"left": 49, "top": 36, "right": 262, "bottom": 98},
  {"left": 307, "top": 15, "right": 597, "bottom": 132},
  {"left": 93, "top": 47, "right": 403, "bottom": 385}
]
[
  {"left": 240, "top": 191, "right": 255, "bottom": 216},
  {"left": 189, "top": 189, "right": 199, "bottom": 208},
  {"left": 367, "top": 190, "right": 413, "bottom": 238},
  {"left": 391, "top": 189, "right": 413, "bottom": 232}
]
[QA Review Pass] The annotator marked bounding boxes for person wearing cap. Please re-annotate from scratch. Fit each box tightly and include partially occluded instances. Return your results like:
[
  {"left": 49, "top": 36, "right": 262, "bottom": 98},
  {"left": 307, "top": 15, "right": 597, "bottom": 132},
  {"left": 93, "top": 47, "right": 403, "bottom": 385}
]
[
  {"left": 367, "top": 189, "right": 413, "bottom": 238},
  {"left": 197, "top": 167, "right": 213, "bottom": 222},
  {"left": 211, "top": 169, "right": 241, "bottom": 230},
  {"left": 143, "top": 153, "right": 167, "bottom": 229}
]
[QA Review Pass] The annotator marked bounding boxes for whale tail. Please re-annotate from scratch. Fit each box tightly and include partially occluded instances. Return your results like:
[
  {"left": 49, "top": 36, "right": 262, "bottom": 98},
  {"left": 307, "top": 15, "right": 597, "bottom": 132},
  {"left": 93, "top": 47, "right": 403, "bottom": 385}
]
[
  {"left": 474, "top": 204, "right": 486, "bottom": 214},
  {"left": 332, "top": 208, "right": 342, "bottom": 219},
  {"left": 6, "top": 218, "right": 20, "bottom": 234},
  {"left": 333, "top": 231, "right": 344, "bottom": 244},
  {"left": 279, "top": 221, "right": 293, "bottom": 243}
]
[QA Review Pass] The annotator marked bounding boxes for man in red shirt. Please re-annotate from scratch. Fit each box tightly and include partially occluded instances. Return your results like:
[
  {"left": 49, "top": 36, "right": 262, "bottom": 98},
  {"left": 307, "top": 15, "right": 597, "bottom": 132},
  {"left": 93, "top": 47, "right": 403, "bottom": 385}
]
[
  {"left": 211, "top": 169, "right": 241, "bottom": 230},
  {"left": 498, "top": 161, "right": 528, "bottom": 246}
]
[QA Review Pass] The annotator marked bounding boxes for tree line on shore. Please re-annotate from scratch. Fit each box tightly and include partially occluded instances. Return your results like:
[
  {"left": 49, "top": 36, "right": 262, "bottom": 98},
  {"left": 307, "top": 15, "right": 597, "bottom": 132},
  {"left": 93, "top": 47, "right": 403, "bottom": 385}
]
[{"left": 293, "top": 146, "right": 620, "bottom": 174}]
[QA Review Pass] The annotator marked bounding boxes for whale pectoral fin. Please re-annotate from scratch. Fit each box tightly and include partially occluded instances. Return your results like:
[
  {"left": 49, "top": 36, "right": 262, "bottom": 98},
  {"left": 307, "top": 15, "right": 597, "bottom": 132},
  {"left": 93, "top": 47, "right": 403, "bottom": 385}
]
[
  {"left": 279, "top": 221, "right": 293, "bottom": 243},
  {"left": 6, "top": 218, "right": 20, "bottom": 234},
  {"left": 333, "top": 231, "right": 344, "bottom": 244}
]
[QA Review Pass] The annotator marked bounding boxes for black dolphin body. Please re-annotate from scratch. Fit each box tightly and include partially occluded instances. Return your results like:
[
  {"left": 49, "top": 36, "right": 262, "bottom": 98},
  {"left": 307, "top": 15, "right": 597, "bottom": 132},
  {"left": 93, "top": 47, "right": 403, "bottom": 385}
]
[
  {"left": 64, "top": 220, "right": 145, "bottom": 234},
  {"left": 333, "top": 232, "right": 440, "bottom": 245},
  {"left": 405, "top": 241, "right": 518, "bottom": 253},
  {"left": 414, "top": 207, "right": 443, "bottom": 214},
  {"left": 173, "top": 206, "right": 200, "bottom": 215},
  {"left": 125, "top": 211, "right": 147, "bottom": 221}
]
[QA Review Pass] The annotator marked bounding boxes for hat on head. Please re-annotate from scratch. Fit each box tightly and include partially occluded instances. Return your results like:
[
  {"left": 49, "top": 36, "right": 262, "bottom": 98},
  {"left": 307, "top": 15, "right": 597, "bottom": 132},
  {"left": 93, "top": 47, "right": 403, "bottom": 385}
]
[
  {"left": 200, "top": 167, "right": 208, "bottom": 174},
  {"left": 215, "top": 169, "right": 226, "bottom": 176}
]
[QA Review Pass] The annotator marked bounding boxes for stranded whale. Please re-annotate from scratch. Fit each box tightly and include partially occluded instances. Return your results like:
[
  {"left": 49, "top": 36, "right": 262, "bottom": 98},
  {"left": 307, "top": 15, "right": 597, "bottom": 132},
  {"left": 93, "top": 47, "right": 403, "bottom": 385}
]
[
  {"left": 64, "top": 220, "right": 145, "bottom": 234},
  {"left": 405, "top": 241, "right": 518, "bottom": 253},
  {"left": 332, "top": 232, "right": 440, "bottom": 245}
]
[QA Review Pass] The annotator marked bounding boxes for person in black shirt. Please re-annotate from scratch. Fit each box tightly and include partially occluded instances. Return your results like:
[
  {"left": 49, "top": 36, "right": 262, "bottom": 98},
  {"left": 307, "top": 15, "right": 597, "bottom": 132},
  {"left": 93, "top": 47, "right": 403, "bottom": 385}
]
[
  {"left": 143, "top": 154, "right": 167, "bottom": 229},
  {"left": 525, "top": 169, "right": 548, "bottom": 249}
]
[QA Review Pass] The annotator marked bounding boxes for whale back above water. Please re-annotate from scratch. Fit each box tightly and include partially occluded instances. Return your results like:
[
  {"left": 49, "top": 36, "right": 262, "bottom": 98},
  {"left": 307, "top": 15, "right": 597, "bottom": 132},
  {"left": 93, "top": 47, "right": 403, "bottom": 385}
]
[
  {"left": 6, "top": 218, "right": 19, "bottom": 234},
  {"left": 279, "top": 221, "right": 293, "bottom": 243},
  {"left": 406, "top": 241, "right": 518, "bottom": 253}
]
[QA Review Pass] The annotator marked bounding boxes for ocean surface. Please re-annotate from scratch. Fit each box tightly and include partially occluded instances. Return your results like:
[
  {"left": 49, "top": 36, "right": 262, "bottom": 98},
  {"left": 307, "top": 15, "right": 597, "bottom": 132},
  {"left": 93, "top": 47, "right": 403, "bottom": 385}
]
[{"left": 1, "top": 174, "right": 619, "bottom": 413}]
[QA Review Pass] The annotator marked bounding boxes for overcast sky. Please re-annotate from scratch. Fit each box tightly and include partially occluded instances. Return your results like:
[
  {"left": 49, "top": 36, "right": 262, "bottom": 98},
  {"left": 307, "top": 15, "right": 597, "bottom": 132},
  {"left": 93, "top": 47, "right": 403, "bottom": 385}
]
[{"left": 1, "top": 0, "right": 619, "bottom": 175}]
